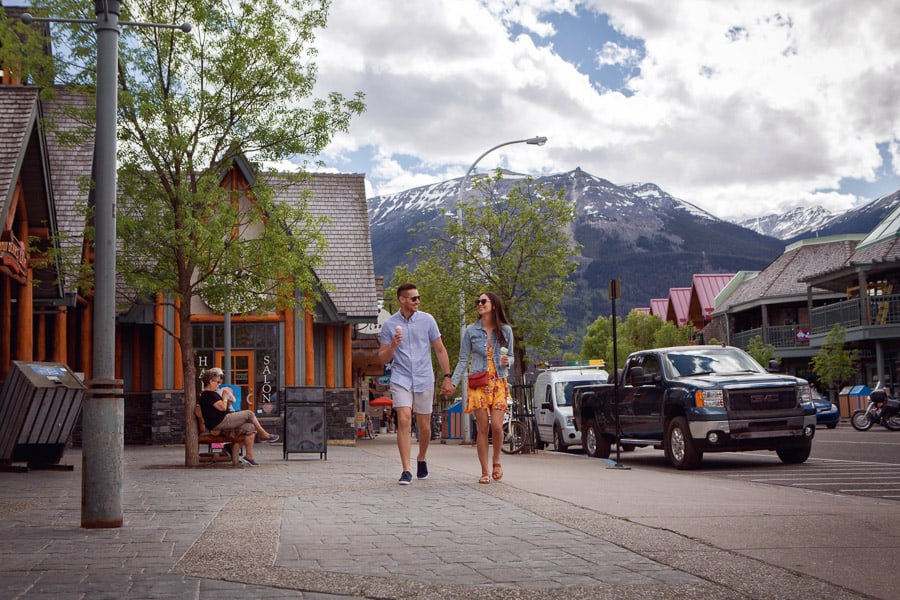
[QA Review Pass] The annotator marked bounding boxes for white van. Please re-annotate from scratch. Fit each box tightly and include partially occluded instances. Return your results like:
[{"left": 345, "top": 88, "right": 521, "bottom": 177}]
[{"left": 533, "top": 366, "right": 608, "bottom": 452}]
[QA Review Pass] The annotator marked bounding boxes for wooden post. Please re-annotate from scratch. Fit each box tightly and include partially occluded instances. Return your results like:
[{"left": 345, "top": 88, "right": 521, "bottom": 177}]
[
  {"left": 325, "top": 325, "right": 335, "bottom": 388},
  {"left": 284, "top": 306, "right": 295, "bottom": 386},
  {"left": 53, "top": 306, "right": 67, "bottom": 363},
  {"left": 305, "top": 311, "right": 315, "bottom": 385},
  {"left": 344, "top": 324, "right": 352, "bottom": 389},
  {"left": 153, "top": 294, "right": 164, "bottom": 390},
  {"left": 15, "top": 267, "right": 33, "bottom": 360}
]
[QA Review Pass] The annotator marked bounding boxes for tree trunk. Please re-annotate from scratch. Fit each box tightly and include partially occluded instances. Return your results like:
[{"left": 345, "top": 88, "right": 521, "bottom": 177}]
[{"left": 180, "top": 301, "right": 199, "bottom": 467}]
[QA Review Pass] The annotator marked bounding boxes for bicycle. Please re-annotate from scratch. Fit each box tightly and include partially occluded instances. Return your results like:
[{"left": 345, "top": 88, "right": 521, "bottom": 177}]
[
  {"left": 501, "top": 418, "right": 528, "bottom": 454},
  {"left": 501, "top": 392, "right": 537, "bottom": 454}
]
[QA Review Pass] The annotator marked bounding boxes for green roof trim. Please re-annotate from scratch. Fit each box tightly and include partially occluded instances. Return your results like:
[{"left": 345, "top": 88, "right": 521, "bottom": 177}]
[{"left": 855, "top": 205, "right": 900, "bottom": 250}]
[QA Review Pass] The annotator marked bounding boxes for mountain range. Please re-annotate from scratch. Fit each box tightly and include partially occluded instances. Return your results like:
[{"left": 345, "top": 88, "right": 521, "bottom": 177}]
[{"left": 367, "top": 168, "right": 900, "bottom": 356}]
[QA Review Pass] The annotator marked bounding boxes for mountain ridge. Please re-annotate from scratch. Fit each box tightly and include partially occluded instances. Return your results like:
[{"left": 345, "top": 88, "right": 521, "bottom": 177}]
[{"left": 367, "top": 168, "right": 900, "bottom": 355}]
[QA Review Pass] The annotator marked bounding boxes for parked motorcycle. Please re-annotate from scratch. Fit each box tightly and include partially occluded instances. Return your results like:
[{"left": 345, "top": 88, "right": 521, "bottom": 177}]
[{"left": 850, "top": 385, "right": 900, "bottom": 431}]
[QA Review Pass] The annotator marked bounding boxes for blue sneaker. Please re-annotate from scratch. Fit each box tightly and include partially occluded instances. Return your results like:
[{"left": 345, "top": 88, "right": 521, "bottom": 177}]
[
  {"left": 240, "top": 456, "right": 259, "bottom": 467},
  {"left": 398, "top": 471, "right": 413, "bottom": 485},
  {"left": 264, "top": 433, "right": 280, "bottom": 443},
  {"left": 416, "top": 460, "right": 429, "bottom": 479}
]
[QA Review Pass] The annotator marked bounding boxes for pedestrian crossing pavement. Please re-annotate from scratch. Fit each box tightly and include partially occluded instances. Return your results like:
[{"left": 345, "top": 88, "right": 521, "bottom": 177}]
[{"left": 701, "top": 458, "right": 900, "bottom": 501}]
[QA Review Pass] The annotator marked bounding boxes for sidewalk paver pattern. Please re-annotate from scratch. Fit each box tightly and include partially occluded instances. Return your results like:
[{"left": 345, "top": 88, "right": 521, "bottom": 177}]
[{"left": 0, "top": 434, "right": 873, "bottom": 599}]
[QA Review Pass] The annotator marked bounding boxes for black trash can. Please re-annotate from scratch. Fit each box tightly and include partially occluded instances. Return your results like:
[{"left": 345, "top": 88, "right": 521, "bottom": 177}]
[
  {"left": 283, "top": 386, "right": 327, "bottom": 460},
  {"left": 0, "top": 361, "right": 85, "bottom": 471}
]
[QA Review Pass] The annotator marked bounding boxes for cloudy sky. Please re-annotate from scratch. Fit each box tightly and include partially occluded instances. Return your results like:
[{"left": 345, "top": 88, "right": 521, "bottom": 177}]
[{"left": 303, "top": 0, "right": 900, "bottom": 221}]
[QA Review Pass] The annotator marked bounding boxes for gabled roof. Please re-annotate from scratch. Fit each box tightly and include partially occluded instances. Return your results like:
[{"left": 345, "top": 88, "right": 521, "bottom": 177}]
[
  {"left": 666, "top": 287, "right": 691, "bottom": 326},
  {"left": 650, "top": 298, "right": 668, "bottom": 318},
  {"left": 632, "top": 307, "right": 650, "bottom": 314},
  {"left": 271, "top": 173, "right": 378, "bottom": 322},
  {"left": 688, "top": 273, "right": 734, "bottom": 327},
  {"left": 0, "top": 85, "right": 63, "bottom": 302},
  {"left": 718, "top": 236, "right": 860, "bottom": 313},
  {"left": 0, "top": 86, "right": 40, "bottom": 221}
]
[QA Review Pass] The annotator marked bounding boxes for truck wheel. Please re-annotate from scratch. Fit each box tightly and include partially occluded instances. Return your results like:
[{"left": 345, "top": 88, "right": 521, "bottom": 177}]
[
  {"left": 553, "top": 425, "right": 569, "bottom": 453},
  {"left": 584, "top": 419, "right": 610, "bottom": 459},
  {"left": 776, "top": 438, "right": 812, "bottom": 464},
  {"left": 665, "top": 417, "right": 702, "bottom": 469}
]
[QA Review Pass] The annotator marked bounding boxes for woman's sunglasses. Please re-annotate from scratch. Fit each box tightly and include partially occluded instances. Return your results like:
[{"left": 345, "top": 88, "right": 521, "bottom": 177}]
[{"left": 476, "top": 298, "right": 489, "bottom": 306}]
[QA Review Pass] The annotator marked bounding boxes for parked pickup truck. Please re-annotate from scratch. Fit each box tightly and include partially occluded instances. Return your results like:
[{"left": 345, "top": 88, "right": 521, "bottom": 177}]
[{"left": 572, "top": 345, "right": 817, "bottom": 469}]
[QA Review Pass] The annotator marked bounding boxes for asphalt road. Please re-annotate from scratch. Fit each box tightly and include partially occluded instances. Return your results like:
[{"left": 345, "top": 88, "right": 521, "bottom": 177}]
[{"left": 810, "top": 423, "right": 900, "bottom": 463}]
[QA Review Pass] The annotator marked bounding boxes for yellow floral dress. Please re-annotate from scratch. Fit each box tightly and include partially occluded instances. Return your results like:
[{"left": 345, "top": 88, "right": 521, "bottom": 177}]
[{"left": 465, "top": 344, "right": 510, "bottom": 414}]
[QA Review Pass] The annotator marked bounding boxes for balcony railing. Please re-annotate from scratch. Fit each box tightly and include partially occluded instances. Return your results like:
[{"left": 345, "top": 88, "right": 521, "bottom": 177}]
[
  {"left": 733, "top": 325, "right": 810, "bottom": 350},
  {"left": 732, "top": 327, "right": 762, "bottom": 349},
  {"left": 808, "top": 294, "right": 900, "bottom": 334}
]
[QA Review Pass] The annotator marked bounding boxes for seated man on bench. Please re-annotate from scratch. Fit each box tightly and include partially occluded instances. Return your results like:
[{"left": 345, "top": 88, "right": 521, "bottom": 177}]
[{"left": 199, "top": 367, "right": 279, "bottom": 466}]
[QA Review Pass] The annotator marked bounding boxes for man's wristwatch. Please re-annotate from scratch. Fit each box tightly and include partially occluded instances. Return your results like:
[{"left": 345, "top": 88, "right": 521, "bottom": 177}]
[{"left": 443, "top": 374, "right": 452, "bottom": 379}]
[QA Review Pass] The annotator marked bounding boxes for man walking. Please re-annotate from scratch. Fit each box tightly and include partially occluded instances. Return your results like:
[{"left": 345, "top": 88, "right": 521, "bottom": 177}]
[{"left": 379, "top": 283, "right": 452, "bottom": 484}]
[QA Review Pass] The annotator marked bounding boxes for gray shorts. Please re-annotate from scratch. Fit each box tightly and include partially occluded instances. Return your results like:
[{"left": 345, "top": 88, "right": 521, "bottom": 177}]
[{"left": 390, "top": 384, "right": 434, "bottom": 415}]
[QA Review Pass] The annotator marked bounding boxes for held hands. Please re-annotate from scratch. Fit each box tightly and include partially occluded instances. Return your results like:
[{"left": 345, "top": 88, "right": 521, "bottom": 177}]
[{"left": 441, "top": 378, "right": 456, "bottom": 397}]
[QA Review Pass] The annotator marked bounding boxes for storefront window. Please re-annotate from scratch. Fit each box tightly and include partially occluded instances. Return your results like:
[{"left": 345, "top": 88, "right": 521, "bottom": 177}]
[{"left": 194, "top": 323, "right": 280, "bottom": 415}]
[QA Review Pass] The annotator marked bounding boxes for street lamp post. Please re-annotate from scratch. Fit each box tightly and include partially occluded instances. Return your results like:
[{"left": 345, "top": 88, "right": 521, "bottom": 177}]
[
  {"left": 21, "top": 4, "right": 190, "bottom": 529},
  {"left": 455, "top": 136, "right": 547, "bottom": 443}
]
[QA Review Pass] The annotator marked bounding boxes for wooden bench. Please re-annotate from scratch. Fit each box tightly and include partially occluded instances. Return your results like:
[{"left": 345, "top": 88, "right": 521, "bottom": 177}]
[{"left": 194, "top": 405, "right": 244, "bottom": 466}]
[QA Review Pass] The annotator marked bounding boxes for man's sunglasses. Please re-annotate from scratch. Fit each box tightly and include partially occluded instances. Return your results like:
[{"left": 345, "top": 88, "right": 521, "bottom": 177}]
[{"left": 404, "top": 295, "right": 421, "bottom": 302}]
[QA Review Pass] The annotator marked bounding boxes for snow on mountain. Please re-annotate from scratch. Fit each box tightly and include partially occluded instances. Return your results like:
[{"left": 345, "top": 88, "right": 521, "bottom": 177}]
[{"left": 736, "top": 206, "right": 834, "bottom": 240}]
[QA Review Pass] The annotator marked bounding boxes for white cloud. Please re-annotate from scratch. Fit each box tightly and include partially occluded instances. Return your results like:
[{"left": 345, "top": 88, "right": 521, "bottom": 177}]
[
  {"left": 596, "top": 41, "right": 640, "bottom": 68},
  {"left": 312, "top": 0, "right": 900, "bottom": 220}
]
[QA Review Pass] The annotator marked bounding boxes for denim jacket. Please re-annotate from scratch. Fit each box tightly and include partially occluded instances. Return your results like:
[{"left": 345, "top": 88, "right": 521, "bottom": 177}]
[{"left": 450, "top": 321, "right": 514, "bottom": 387}]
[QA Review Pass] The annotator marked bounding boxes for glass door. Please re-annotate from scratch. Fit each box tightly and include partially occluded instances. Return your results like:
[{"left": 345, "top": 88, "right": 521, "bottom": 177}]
[{"left": 216, "top": 350, "right": 256, "bottom": 411}]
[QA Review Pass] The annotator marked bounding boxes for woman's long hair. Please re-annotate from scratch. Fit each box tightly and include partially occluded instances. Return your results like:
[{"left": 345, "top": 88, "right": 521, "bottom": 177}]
[{"left": 479, "top": 291, "right": 510, "bottom": 348}]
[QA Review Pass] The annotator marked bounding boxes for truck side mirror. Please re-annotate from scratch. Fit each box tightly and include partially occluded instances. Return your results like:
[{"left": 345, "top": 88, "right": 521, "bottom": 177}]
[
  {"left": 627, "top": 366, "right": 644, "bottom": 385},
  {"left": 767, "top": 359, "right": 781, "bottom": 373}
]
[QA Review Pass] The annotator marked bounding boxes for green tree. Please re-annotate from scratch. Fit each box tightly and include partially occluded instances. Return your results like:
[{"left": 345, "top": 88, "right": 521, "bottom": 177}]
[
  {"left": 747, "top": 335, "right": 777, "bottom": 369},
  {"left": 620, "top": 310, "right": 662, "bottom": 351},
  {"left": 653, "top": 320, "right": 693, "bottom": 348},
  {"left": 811, "top": 324, "right": 858, "bottom": 399},
  {"left": 581, "top": 311, "right": 684, "bottom": 368},
  {"left": 26, "top": 0, "right": 365, "bottom": 466},
  {"left": 581, "top": 314, "right": 612, "bottom": 363},
  {"left": 406, "top": 171, "right": 579, "bottom": 380}
]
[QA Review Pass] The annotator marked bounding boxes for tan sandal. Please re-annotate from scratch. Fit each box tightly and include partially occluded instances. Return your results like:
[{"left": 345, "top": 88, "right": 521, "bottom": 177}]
[
  {"left": 492, "top": 463, "right": 503, "bottom": 481},
  {"left": 478, "top": 474, "right": 491, "bottom": 484}
]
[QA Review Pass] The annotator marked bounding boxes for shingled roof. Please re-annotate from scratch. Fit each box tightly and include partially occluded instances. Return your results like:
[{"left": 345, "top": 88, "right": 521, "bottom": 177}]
[
  {"left": 0, "top": 85, "right": 65, "bottom": 301},
  {"left": 802, "top": 199, "right": 900, "bottom": 292},
  {"left": 0, "top": 86, "right": 40, "bottom": 222},
  {"left": 42, "top": 88, "right": 95, "bottom": 291},
  {"left": 717, "top": 236, "right": 861, "bottom": 313},
  {"left": 269, "top": 172, "right": 378, "bottom": 322}
]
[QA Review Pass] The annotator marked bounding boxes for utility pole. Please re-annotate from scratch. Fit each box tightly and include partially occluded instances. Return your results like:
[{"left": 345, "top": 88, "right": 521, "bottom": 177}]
[{"left": 22, "top": 2, "right": 190, "bottom": 528}]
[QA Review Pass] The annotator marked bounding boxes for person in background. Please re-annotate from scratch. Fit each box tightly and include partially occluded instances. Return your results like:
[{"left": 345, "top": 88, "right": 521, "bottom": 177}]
[
  {"left": 443, "top": 292, "right": 513, "bottom": 484},
  {"left": 198, "top": 367, "right": 279, "bottom": 467},
  {"left": 379, "top": 283, "right": 452, "bottom": 485}
]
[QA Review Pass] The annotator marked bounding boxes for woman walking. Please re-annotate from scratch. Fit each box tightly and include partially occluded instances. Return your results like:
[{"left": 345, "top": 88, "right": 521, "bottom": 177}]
[{"left": 442, "top": 292, "right": 514, "bottom": 484}]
